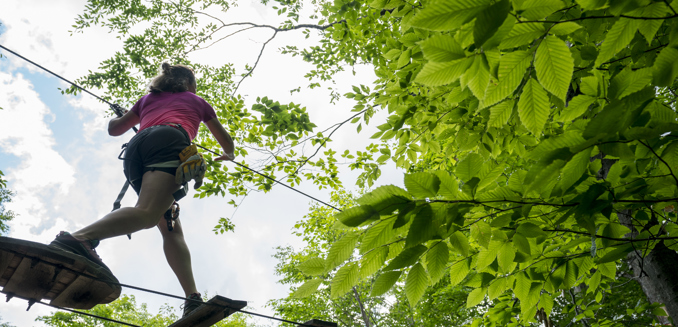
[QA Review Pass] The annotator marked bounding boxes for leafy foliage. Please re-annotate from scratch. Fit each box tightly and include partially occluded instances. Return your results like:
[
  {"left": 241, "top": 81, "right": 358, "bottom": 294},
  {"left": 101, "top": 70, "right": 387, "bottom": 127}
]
[
  {"left": 0, "top": 170, "right": 15, "bottom": 235},
  {"left": 72, "top": 0, "right": 678, "bottom": 325}
]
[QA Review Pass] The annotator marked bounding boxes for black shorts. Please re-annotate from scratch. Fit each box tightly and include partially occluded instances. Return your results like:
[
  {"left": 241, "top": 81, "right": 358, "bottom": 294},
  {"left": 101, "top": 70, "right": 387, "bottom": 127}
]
[{"left": 122, "top": 125, "right": 190, "bottom": 195}]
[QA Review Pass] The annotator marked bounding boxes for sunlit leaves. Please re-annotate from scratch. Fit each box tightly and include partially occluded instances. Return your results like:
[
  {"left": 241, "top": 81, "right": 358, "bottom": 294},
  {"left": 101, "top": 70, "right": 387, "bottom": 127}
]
[
  {"left": 474, "top": 0, "right": 509, "bottom": 47},
  {"left": 500, "top": 23, "right": 545, "bottom": 49},
  {"left": 414, "top": 57, "right": 473, "bottom": 86},
  {"left": 595, "top": 18, "right": 641, "bottom": 67},
  {"left": 518, "top": 78, "right": 550, "bottom": 135},
  {"left": 404, "top": 173, "right": 440, "bottom": 198},
  {"left": 535, "top": 35, "right": 574, "bottom": 101},
  {"left": 484, "top": 50, "right": 532, "bottom": 107},
  {"left": 405, "top": 263, "right": 430, "bottom": 306},
  {"left": 410, "top": 0, "right": 492, "bottom": 32},
  {"left": 426, "top": 242, "right": 449, "bottom": 283},
  {"left": 330, "top": 262, "right": 359, "bottom": 298},
  {"left": 419, "top": 35, "right": 466, "bottom": 62},
  {"left": 293, "top": 278, "right": 323, "bottom": 298},
  {"left": 370, "top": 270, "right": 401, "bottom": 296},
  {"left": 653, "top": 47, "right": 678, "bottom": 87},
  {"left": 298, "top": 257, "right": 327, "bottom": 276},
  {"left": 520, "top": 0, "right": 565, "bottom": 20},
  {"left": 335, "top": 206, "right": 379, "bottom": 227},
  {"left": 326, "top": 232, "right": 359, "bottom": 270}
]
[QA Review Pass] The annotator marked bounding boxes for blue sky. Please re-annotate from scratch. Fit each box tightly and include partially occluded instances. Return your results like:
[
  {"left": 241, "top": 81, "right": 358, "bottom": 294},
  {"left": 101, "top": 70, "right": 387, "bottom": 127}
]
[{"left": 0, "top": 1, "right": 402, "bottom": 326}]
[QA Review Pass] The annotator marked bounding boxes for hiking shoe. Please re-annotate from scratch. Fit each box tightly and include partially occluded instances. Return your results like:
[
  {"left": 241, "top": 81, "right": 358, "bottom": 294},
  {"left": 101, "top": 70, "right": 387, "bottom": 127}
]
[
  {"left": 182, "top": 292, "right": 204, "bottom": 317},
  {"left": 49, "top": 231, "right": 110, "bottom": 272}
]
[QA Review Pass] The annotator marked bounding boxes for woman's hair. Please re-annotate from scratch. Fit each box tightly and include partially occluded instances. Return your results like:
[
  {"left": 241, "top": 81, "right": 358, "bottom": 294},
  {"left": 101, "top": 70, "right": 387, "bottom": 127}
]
[{"left": 148, "top": 62, "right": 196, "bottom": 93}]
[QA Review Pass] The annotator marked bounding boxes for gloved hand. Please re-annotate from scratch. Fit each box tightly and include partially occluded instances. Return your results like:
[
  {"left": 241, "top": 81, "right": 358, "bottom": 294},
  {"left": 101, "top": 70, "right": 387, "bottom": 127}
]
[{"left": 175, "top": 153, "right": 207, "bottom": 189}]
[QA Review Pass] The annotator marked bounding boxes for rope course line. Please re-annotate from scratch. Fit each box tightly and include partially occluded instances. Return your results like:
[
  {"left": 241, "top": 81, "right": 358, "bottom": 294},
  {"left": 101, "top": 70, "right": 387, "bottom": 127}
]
[
  {"left": 1, "top": 247, "right": 317, "bottom": 326},
  {"left": 36, "top": 300, "right": 142, "bottom": 327},
  {"left": 0, "top": 44, "right": 341, "bottom": 212}
]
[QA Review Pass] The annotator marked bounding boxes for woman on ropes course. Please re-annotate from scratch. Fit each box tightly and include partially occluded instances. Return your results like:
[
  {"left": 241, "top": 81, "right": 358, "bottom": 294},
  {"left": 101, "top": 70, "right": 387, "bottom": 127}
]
[{"left": 49, "top": 63, "right": 235, "bottom": 317}]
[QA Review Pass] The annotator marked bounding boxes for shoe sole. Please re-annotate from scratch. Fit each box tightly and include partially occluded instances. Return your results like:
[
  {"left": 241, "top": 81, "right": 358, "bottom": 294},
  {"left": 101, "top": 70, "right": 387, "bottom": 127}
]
[{"left": 49, "top": 240, "right": 111, "bottom": 273}]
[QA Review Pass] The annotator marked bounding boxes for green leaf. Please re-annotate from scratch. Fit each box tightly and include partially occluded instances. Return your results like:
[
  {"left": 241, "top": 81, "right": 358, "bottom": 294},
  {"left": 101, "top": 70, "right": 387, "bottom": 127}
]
[
  {"left": 410, "top": 0, "right": 492, "bottom": 32},
  {"left": 404, "top": 172, "right": 440, "bottom": 198},
  {"left": 397, "top": 49, "right": 411, "bottom": 68},
  {"left": 360, "top": 217, "right": 397, "bottom": 253},
  {"left": 385, "top": 244, "right": 427, "bottom": 270},
  {"left": 597, "top": 243, "right": 634, "bottom": 264},
  {"left": 465, "top": 54, "right": 491, "bottom": 100},
  {"left": 608, "top": 67, "right": 653, "bottom": 100},
  {"left": 371, "top": 270, "right": 402, "bottom": 296},
  {"left": 499, "top": 23, "right": 545, "bottom": 49},
  {"left": 466, "top": 287, "right": 486, "bottom": 308},
  {"left": 488, "top": 100, "right": 515, "bottom": 128},
  {"left": 559, "top": 148, "right": 592, "bottom": 191},
  {"left": 539, "top": 292, "right": 555, "bottom": 315},
  {"left": 575, "top": 0, "right": 608, "bottom": 10},
  {"left": 550, "top": 22, "right": 583, "bottom": 35},
  {"left": 484, "top": 50, "right": 532, "bottom": 107},
  {"left": 520, "top": 0, "right": 565, "bottom": 20},
  {"left": 637, "top": 3, "right": 668, "bottom": 45},
  {"left": 330, "top": 262, "right": 359, "bottom": 299},
  {"left": 471, "top": 220, "right": 492, "bottom": 248},
  {"left": 456, "top": 153, "right": 484, "bottom": 182},
  {"left": 449, "top": 231, "right": 470, "bottom": 257},
  {"left": 450, "top": 257, "right": 472, "bottom": 286},
  {"left": 518, "top": 78, "right": 550, "bottom": 135},
  {"left": 426, "top": 242, "right": 449, "bottom": 284},
  {"left": 476, "top": 240, "right": 501, "bottom": 270},
  {"left": 406, "top": 263, "right": 430, "bottom": 306},
  {"left": 405, "top": 205, "right": 438, "bottom": 248},
  {"left": 558, "top": 95, "right": 596, "bottom": 122},
  {"left": 595, "top": 18, "right": 640, "bottom": 67},
  {"left": 293, "top": 278, "right": 323, "bottom": 298},
  {"left": 653, "top": 47, "right": 678, "bottom": 87},
  {"left": 360, "top": 247, "right": 388, "bottom": 278},
  {"left": 414, "top": 57, "right": 474, "bottom": 86},
  {"left": 535, "top": 35, "right": 574, "bottom": 101},
  {"left": 474, "top": 0, "right": 509, "bottom": 48},
  {"left": 420, "top": 34, "right": 466, "bottom": 62},
  {"left": 488, "top": 277, "right": 508, "bottom": 300},
  {"left": 326, "top": 232, "right": 359, "bottom": 270},
  {"left": 437, "top": 172, "right": 459, "bottom": 198},
  {"left": 298, "top": 257, "right": 327, "bottom": 276},
  {"left": 497, "top": 242, "right": 516, "bottom": 272},
  {"left": 335, "top": 205, "right": 379, "bottom": 227},
  {"left": 357, "top": 185, "right": 412, "bottom": 214},
  {"left": 517, "top": 222, "right": 546, "bottom": 238}
]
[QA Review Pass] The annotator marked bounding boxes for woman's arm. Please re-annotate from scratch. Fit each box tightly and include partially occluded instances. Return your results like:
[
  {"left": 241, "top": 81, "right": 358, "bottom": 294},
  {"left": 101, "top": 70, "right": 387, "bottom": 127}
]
[
  {"left": 108, "top": 110, "right": 140, "bottom": 136},
  {"left": 204, "top": 117, "right": 235, "bottom": 161}
]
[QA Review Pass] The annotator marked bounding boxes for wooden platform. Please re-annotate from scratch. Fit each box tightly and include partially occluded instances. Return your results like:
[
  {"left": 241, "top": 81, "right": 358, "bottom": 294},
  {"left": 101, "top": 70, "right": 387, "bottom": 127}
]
[
  {"left": 169, "top": 295, "right": 247, "bottom": 327},
  {"left": 0, "top": 236, "right": 121, "bottom": 310}
]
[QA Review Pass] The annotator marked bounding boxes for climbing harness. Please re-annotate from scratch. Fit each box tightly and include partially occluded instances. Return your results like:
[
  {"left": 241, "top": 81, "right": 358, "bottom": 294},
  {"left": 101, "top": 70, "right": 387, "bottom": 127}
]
[{"left": 164, "top": 202, "right": 180, "bottom": 231}]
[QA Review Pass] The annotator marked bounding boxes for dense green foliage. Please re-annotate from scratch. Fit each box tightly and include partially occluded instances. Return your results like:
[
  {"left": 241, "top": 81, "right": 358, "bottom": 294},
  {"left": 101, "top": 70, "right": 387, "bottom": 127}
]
[
  {"left": 36, "top": 294, "right": 251, "bottom": 327},
  {"left": 70, "top": 0, "right": 678, "bottom": 325},
  {"left": 0, "top": 170, "right": 16, "bottom": 235},
  {"left": 268, "top": 191, "right": 478, "bottom": 326}
]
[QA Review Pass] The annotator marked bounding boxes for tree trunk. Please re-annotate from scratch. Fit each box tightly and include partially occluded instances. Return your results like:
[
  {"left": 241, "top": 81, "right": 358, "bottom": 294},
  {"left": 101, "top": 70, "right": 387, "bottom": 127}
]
[
  {"left": 352, "top": 287, "right": 371, "bottom": 327},
  {"left": 619, "top": 210, "right": 676, "bottom": 325},
  {"left": 598, "top": 158, "right": 677, "bottom": 324}
]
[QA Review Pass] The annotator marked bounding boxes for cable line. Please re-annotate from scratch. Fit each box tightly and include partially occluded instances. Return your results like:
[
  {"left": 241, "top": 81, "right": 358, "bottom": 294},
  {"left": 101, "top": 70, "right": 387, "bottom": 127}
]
[
  {"left": 37, "top": 301, "right": 142, "bottom": 327},
  {"left": 0, "top": 43, "right": 340, "bottom": 212}
]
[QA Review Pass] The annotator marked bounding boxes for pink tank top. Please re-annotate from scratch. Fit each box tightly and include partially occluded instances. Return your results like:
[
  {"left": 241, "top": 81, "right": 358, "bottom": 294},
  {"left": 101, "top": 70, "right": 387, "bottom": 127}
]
[{"left": 130, "top": 92, "right": 217, "bottom": 140}]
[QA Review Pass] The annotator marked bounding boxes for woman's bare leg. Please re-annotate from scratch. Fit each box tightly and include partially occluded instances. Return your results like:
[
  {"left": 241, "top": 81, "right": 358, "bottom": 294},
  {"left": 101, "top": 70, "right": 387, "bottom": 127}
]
[
  {"left": 72, "top": 171, "right": 180, "bottom": 241},
  {"left": 157, "top": 217, "right": 198, "bottom": 296}
]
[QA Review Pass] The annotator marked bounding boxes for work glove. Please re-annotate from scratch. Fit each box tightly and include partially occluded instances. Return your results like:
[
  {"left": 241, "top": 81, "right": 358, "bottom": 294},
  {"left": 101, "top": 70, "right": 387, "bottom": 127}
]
[{"left": 176, "top": 145, "right": 207, "bottom": 189}]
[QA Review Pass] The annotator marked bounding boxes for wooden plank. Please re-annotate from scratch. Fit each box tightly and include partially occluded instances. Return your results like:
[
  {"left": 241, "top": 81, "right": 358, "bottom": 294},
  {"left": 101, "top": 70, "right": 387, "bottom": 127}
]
[
  {"left": 50, "top": 273, "right": 119, "bottom": 310},
  {"left": 0, "top": 236, "right": 121, "bottom": 309},
  {"left": 0, "top": 251, "right": 15, "bottom": 282},
  {"left": 2, "top": 257, "right": 56, "bottom": 300},
  {"left": 303, "top": 319, "right": 338, "bottom": 327},
  {"left": 169, "top": 295, "right": 247, "bottom": 327}
]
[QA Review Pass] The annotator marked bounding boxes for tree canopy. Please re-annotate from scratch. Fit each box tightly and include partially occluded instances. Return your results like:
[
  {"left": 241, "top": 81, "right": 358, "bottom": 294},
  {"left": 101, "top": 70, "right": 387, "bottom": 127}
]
[{"left": 67, "top": 0, "right": 678, "bottom": 325}]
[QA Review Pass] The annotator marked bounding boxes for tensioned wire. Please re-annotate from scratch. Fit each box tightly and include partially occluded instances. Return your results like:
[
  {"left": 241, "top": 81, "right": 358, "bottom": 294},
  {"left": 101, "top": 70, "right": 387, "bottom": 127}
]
[
  {"left": 0, "top": 44, "right": 339, "bottom": 326},
  {"left": 0, "top": 44, "right": 341, "bottom": 212}
]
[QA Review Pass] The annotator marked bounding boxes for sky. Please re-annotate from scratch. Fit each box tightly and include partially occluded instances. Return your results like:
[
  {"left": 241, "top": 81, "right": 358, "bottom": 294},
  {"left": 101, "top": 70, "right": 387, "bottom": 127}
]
[{"left": 0, "top": 1, "right": 402, "bottom": 326}]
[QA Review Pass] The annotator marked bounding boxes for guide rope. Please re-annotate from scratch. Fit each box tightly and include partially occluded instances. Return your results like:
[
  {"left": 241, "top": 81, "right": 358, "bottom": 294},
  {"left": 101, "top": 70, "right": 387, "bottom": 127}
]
[{"left": 0, "top": 44, "right": 341, "bottom": 212}]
